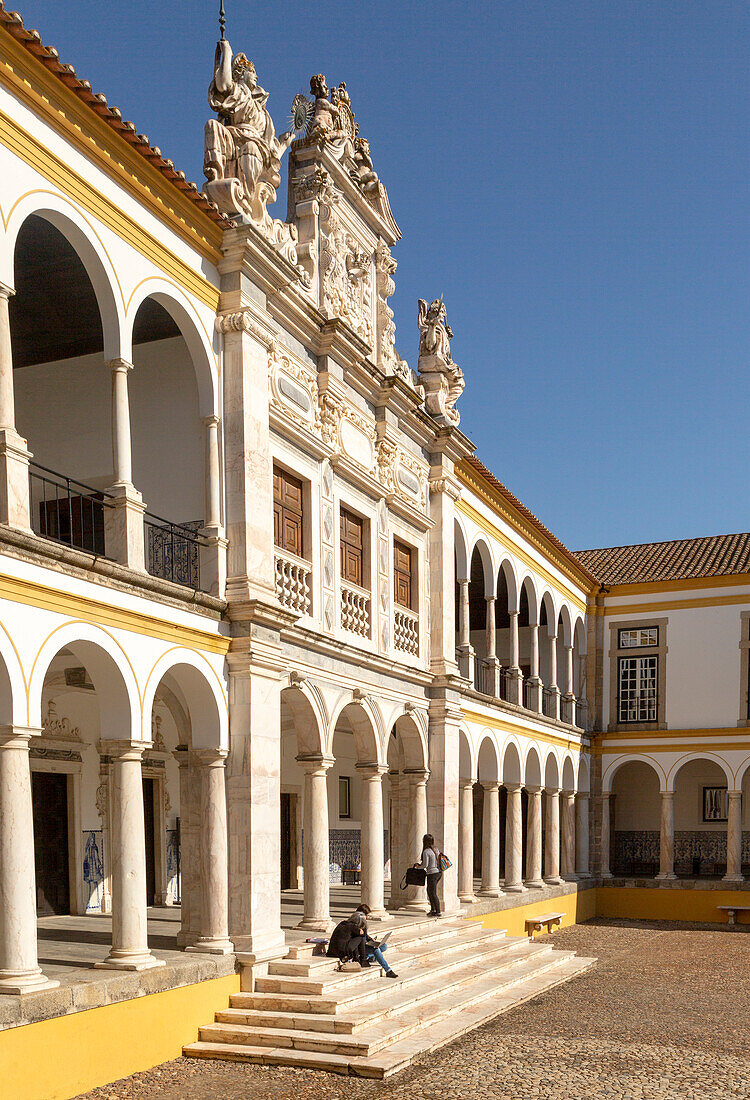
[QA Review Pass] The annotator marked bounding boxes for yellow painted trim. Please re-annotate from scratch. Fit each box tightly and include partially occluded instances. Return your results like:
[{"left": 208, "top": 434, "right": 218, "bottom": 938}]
[
  {"left": 470, "top": 887, "right": 596, "bottom": 938},
  {"left": 605, "top": 573, "right": 750, "bottom": 597},
  {"left": 598, "top": 741, "right": 750, "bottom": 755},
  {"left": 462, "top": 707, "right": 584, "bottom": 753},
  {"left": 0, "top": 571, "right": 230, "bottom": 655},
  {"left": 456, "top": 498, "right": 587, "bottom": 614},
  {"left": 0, "top": 29, "right": 223, "bottom": 264},
  {"left": 596, "top": 885, "right": 750, "bottom": 925},
  {"left": 0, "top": 972, "right": 239, "bottom": 1100},
  {"left": 602, "top": 592, "right": 750, "bottom": 615},
  {"left": 595, "top": 727, "right": 749, "bottom": 742},
  {"left": 0, "top": 111, "right": 220, "bottom": 312}
]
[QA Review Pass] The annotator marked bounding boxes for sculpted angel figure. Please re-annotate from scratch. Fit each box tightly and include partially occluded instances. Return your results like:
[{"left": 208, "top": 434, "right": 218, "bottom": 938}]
[
  {"left": 417, "top": 297, "right": 454, "bottom": 363},
  {"left": 351, "top": 137, "right": 380, "bottom": 195},
  {"left": 417, "top": 297, "right": 465, "bottom": 424},
  {"left": 204, "top": 39, "right": 293, "bottom": 214}
]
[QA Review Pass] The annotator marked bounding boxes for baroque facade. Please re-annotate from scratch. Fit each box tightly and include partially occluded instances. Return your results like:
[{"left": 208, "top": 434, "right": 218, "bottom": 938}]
[{"left": 0, "top": 7, "right": 749, "bottom": 1089}]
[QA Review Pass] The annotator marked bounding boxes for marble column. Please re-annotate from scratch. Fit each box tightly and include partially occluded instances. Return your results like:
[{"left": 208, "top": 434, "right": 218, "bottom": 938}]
[
  {"left": 456, "top": 579, "right": 474, "bottom": 682},
  {"left": 575, "top": 793, "right": 590, "bottom": 877},
  {"left": 387, "top": 771, "right": 404, "bottom": 910},
  {"left": 297, "top": 755, "right": 333, "bottom": 930},
  {"left": 0, "top": 284, "right": 31, "bottom": 532},
  {"left": 547, "top": 634, "right": 561, "bottom": 720},
  {"left": 186, "top": 748, "right": 233, "bottom": 953},
  {"left": 525, "top": 785, "right": 544, "bottom": 887},
  {"left": 105, "top": 359, "right": 146, "bottom": 571},
  {"left": 504, "top": 783, "right": 527, "bottom": 892},
  {"left": 0, "top": 285, "right": 15, "bottom": 430},
  {"left": 544, "top": 788, "right": 563, "bottom": 884},
  {"left": 484, "top": 596, "right": 500, "bottom": 696},
  {"left": 458, "top": 778, "right": 476, "bottom": 902},
  {"left": 0, "top": 727, "right": 59, "bottom": 993},
  {"left": 403, "top": 768, "right": 429, "bottom": 911},
  {"left": 110, "top": 358, "right": 133, "bottom": 486},
  {"left": 561, "top": 644, "right": 576, "bottom": 724},
  {"left": 656, "top": 791, "right": 676, "bottom": 881},
  {"left": 173, "top": 747, "right": 200, "bottom": 947},
  {"left": 724, "top": 791, "right": 744, "bottom": 884},
  {"left": 526, "top": 623, "right": 543, "bottom": 712},
  {"left": 97, "top": 740, "right": 164, "bottom": 971},
  {"left": 599, "top": 792, "right": 613, "bottom": 878},
  {"left": 426, "top": 706, "right": 461, "bottom": 915},
  {"left": 507, "top": 609, "right": 523, "bottom": 704},
  {"left": 358, "top": 764, "right": 390, "bottom": 920},
  {"left": 200, "top": 414, "right": 228, "bottom": 597},
  {"left": 561, "top": 790, "right": 576, "bottom": 880},
  {"left": 479, "top": 781, "right": 501, "bottom": 896}
]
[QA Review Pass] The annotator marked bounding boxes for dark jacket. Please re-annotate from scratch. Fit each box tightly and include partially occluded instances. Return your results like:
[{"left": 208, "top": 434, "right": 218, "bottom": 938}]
[{"left": 327, "top": 918, "right": 361, "bottom": 959}]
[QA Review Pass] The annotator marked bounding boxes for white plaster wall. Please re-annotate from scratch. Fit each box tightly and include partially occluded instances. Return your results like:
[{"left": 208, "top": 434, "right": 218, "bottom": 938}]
[
  {"left": 612, "top": 761, "right": 661, "bottom": 830},
  {"left": 673, "top": 759, "right": 729, "bottom": 831}
]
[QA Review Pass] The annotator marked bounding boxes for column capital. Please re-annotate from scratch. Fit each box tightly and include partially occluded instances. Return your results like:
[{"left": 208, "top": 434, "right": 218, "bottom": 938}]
[
  {"left": 0, "top": 724, "right": 42, "bottom": 749},
  {"left": 509, "top": 608, "right": 519, "bottom": 619},
  {"left": 107, "top": 357, "right": 134, "bottom": 374},
  {"left": 202, "top": 413, "right": 221, "bottom": 428},
  {"left": 458, "top": 776, "right": 475, "bottom": 791},
  {"left": 728, "top": 789, "right": 743, "bottom": 799},
  {"left": 356, "top": 762, "right": 389, "bottom": 779},
  {"left": 660, "top": 789, "right": 674, "bottom": 800},
  {"left": 525, "top": 784, "right": 542, "bottom": 796},
  {"left": 561, "top": 788, "right": 575, "bottom": 798},
  {"left": 0, "top": 281, "right": 14, "bottom": 301},
  {"left": 296, "top": 753, "right": 335, "bottom": 773},
  {"left": 404, "top": 767, "right": 430, "bottom": 785},
  {"left": 545, "top": 785, "right": 560, "bottom": 796},
  {"left": 192, "top": 747, "right": 228, "bottom": 767},
  {"left": 100, "top": 738, "right": 150, "bottom": 762},
  {"left": 172, "top": 744, "right": 190, "bottom": 766},
  {"left": 481, "top": 779, "right": 500, "bottom": 792},
  {"left": 504, "top": 781, "right": 523, "bottom": 794}
]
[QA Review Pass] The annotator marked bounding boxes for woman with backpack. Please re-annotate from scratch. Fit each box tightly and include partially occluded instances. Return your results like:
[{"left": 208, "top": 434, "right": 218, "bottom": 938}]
[{"left": 416, "top": 833, "right": 444, "bottom": 918}]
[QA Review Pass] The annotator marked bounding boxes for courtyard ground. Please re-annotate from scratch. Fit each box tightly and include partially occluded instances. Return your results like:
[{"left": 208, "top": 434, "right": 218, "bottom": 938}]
[{"left": 76, "top": 918, "right": 750, "bottom": 1099}]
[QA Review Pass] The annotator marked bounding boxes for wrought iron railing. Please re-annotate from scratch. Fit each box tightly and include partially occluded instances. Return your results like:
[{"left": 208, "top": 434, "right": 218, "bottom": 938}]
[
  {"left": 144, "top": 513, "right": 202, "bottom": 589},
  {"left": 542, "top": 686, "right": 559, "bottom": 719},
  {"left": 29, "top": 462, "right": 111, "bottom": 557}
]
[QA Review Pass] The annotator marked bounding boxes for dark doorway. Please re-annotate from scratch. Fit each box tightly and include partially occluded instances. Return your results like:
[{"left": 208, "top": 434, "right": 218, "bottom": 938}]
[
  {"left": 142, "top": 777, "right": 156, "bottom": 905},
  {"left": 32, "top": 772, "right": 70, "bottom": 916},
  {"left": 280, "top": 792, "right": 291, "bottom": 890}
]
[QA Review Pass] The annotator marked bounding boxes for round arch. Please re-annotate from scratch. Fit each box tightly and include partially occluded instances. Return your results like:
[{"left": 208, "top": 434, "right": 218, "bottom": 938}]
[
  {"left": 519, "top": 575, "right": 539, "bottom": 625},
  {"left": 392, "top": 710, "right": 429, "bottom": 772},
  {"left": 524, "top": 744, "right": 543, "bottom": 788},
  {"left": 281, "top": 683, "right": 327, "bottom": 757},
  {"left": 476, "top": 733, "right": 500, "bottom": 782},
  {"left": 557, "top": 605, "right": 573, "bottom": 648},
  {"left": 497, "top": 557, "right": 519, "bottom": 614},
  {"left": 501, "top": 738, "right": 522, "bottom": 785},
  {"left": 543, "top": 748, "right": 560, "bottom": 790},
  {"left": 328, "top": 698, "right": 383, "bottom": 765},
  {"left": 540, "top": 591, "right": 556, "bottom": 637},
  {"left": 0, "top": 621, "right": 27, "bottom": 726},
  {"left": 458, "top": 724, "right": 474, "bottom": 780},
  {"left": 577, "top": 754, "right": 591, "bottom": 794},
  {"left": 142, "top": 648, "right": 228, "bottom": 751},
  {"left": 561, "top": 753, "right": 577, "bottom": 792},
  {"left": 469, "top": 538, "right": 495, "bottom": 598},
  {"left": 5, "top": 195, "right": 123, "bottom": 360},
  {"left": 454, "top": 516, "right": 469, "bottom": 580},
  {"left": 573, "top": 615, "right": 587, "bottom": 655},
  {"left": 603, "top": 753, "right": 667, "bottom": 793},
  {"left": 29, "top": 622, "right": 139, "bottom": 740},
  {"left": 668, "top": 752, "right": 733, "bottom": 793}
]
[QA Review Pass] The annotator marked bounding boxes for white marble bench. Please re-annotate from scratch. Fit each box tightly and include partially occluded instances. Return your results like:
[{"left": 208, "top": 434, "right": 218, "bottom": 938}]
[
  {"left": 717, "top": 905, "right": 750, "bottom": 926},
  {"left": 525, "top": 912, "right": 565, "bottom": 938}
]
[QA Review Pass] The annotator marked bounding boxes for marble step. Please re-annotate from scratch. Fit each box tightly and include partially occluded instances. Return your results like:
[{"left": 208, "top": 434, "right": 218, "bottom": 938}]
[
  {"left": 283, "top": 915, "right": 470, "bottom": 961},
  {"left": 262, "top": 925, "right": 509, "bottom": 991},
  {"left": 199, "top": 949, "right": 577, "bottom": 1058},
  {"left": 185, "top": 955, "right": 595, "bottom": 1077},
  {"left": 236, "top": 933, "right": 531, "bottom": 1012}
]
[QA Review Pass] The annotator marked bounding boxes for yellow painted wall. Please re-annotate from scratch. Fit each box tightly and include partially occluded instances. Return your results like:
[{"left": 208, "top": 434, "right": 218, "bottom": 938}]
[
  {"left": 597, "top": 886, "right": 750, "bottom": 924},
  {"left": 0, "top": 972, "right": 239, "bottom": 1100},
  {"left": 471, "top": 888, "right": 597, "bottom": 938}
]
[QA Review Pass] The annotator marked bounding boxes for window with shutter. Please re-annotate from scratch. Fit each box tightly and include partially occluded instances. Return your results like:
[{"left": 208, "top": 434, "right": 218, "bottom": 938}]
[
  {"left": 394, "top": 539, "right": 413, "bottom": 609},
  {"left": 340, "top": 507, "right": 365, "bottom": 588},
  {"left": 273, "top": 466, "right": 304, "bottom": 559}
]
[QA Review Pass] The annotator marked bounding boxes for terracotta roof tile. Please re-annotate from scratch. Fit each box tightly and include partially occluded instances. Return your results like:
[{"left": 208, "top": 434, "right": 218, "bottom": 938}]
[
  {"left": 0, "top": 4, "right": 230, "bottom": 229},
  {"left": 574, "top": 532, "right": 750, "bottom": 586}
]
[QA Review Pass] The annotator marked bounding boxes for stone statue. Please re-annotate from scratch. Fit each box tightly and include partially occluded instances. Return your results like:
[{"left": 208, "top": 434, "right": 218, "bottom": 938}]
[
  {"left": 204, "top": 39, "right": 300, "bottom": 266},
  {"left": 417, "top": 297, "right": 465, "bottom": 425},
  {"left": 307, "top": 74, "right": 356, "bottom": 161},
  {"left": 351, "top": 137, "right": 380, "bottom": 195}
]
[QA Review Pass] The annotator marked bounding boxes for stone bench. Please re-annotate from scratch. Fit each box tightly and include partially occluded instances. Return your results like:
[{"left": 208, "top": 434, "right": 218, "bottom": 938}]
[
  {"left": 717, "top": 905, "right": 750, "bottom": 926},
  {"left": 525, "top": 912, "right": 565, "bottom": 938}
]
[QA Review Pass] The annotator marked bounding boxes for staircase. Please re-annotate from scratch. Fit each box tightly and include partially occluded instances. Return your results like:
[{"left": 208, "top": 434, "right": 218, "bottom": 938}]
[{"left": 184, "top": 915, "right": 594, "bottom": 1078}]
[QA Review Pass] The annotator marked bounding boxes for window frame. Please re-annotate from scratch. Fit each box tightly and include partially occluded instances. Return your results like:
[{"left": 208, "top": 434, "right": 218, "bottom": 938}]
[
  {"left": 338, "top": 776, "right": 351, "bottom": 819},
  {"left": 393, "top": 537, "right": 416, "bottom": 612},
  {"left": 608, "top": 617, "right": 667, "bottom": 732},
  {"left": 340, "top": 505, "right": 367, "bottom": 590},
  {"left": 617, "top": 653, "right": 658, "bottom": 724},
  {"left": 273, "top": 463, "right": 306, "bottom": 561}
]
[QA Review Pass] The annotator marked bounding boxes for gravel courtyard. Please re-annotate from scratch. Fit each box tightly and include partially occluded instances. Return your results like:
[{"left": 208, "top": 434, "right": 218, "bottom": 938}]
[{"left": 77, "top": 919, "right": 750, "bottom": 1100}]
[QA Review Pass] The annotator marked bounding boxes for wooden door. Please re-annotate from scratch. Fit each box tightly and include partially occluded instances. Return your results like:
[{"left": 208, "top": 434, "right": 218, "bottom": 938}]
[
  {"left": 340, "top": 508, "right": 364, "bottom": 587},
  {"left": 280, "top": 792, "right": 291, "bottom": 891},
  {"left": 394, "top": 539, "right": 413, "bottom": 609},
  {"left": 273, "top": 467, "right": 304, "bottom": 558},
  {"left": 142, "top": 777, "right": 156, "bottom": 906},
  {"left": 32, "top": 772, "right": 70, "bottom": 916}
]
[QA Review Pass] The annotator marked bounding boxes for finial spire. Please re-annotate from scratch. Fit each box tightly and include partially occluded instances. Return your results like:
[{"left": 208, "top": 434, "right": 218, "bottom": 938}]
[{"left": 219, "top": 0, "right": 226, "bottom": 40}]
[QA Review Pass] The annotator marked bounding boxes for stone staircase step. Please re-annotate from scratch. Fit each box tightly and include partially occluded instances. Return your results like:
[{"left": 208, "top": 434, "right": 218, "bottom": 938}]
[
  {"left": 184, "top": 955, "right": 595, "bottom": 1077},
  {"left": 282, "top": 915, "right": 472, "bottom": 961}
]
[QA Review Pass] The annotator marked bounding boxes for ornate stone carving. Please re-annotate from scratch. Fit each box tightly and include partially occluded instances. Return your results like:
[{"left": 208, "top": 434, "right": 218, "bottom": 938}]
[
  {"left": 268, "top": 343, "right": 317, "bottom": 428},
  {"left": 375, "top": 240, "right": 410, "bottom": 381},
  {"left": 95, "top": 780, "right": 108, "bottom": 822},
  {"left": 375, "top": 437, "right": 398, "bottom": 494},
  {"left": 320, "top": 208, "right": 373, "bottom": 344},
  {"left": 151, "top": 713, "right": 166, "bottom": 753},
  {"left": 316, "top": 391, "right": 343, "bottom": 450},
  {"left": 215, "top": 309, "right": 275, "bottom": 347},
  {"left": 203, "top": 39, "right": 300, "bottom": 267},
  {"left": 42, "top": 700, "right": 81, "bottom": 741},
  {"left": 417, "top": 297, "right": 465, "bottom": 425}
]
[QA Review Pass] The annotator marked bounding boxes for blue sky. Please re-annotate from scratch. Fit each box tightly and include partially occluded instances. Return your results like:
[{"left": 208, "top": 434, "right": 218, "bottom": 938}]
[{"left": 19, "top": 1, "right": 750, "bottom": 550}]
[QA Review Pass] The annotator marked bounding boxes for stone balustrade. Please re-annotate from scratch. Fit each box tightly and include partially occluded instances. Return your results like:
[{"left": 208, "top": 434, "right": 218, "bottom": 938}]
[
  {"left": 341, "top": 582, "right": 370, "bottom": 637},
  {"left": 274, "top": 550, "right": 312, "bottom": 615},
  {"left": 394, "top": 606, "right": 419, "bottom": 655}
]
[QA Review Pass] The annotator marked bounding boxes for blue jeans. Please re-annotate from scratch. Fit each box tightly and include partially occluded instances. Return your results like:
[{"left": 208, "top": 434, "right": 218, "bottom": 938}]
[{"left": 367, "top": 943, "right": 390, "bottom": 972}]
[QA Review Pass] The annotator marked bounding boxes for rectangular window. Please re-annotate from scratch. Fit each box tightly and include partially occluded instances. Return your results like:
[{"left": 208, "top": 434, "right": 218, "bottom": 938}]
[
  {"left": 340, "top": 507, "right": 364, "bottom": 588},
  {"left": 618, "top": 626, "right": 658, "bottom": 649},
  {"left": 338, "top": 776, "right": 351, "bottom": 819},
  {"left": 273, "top": 466, "right": 304, "bottom": 559},
  {"left": 703, "top": 786, "right": 729, "bottom": 822},
  {"left": 618, "top": 655, "right": 658, "bottom": 722},
  {"left": 394, "top": 539, "right": 413, "bottom": 610}
]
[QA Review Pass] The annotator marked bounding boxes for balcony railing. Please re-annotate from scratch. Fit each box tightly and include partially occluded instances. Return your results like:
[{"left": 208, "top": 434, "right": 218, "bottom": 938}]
[
  {"left": 542, "top": 686, "right": 559, "bottom": 719},
  {"left": 275, "top": 550, "right": 312, "bottom": 615},
  {"left": 341, "top": 581, "right": 370, "bottom": 638},
  {"left": 144, "top": 513, "right": 202, "bottom": 589},
  {"left": 394, "top": 605, "right": 419, "bottom": 655},
  {"left": 29, "top": 462, "right": 112, "bottom": 557}
]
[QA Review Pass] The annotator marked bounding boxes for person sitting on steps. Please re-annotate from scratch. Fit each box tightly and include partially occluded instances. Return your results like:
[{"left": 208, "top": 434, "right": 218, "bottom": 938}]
[
  {"left": 326, "top": 913, "right": 367, "bottom": 969},
  {"left": 415, "top": 832, "right": 443, "bottom": 917},
  {"left": 351, "top": 903, "right": 398, "bottom": 979}
]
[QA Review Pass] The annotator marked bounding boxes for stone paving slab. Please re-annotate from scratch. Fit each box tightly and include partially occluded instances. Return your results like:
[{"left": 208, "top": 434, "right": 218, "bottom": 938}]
[{"left": 75, "top": 918, "right": 750, "bottom": 1099}]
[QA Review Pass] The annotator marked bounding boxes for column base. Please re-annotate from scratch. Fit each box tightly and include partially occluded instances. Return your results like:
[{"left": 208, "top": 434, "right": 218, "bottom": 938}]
[
  {"left": 401, "top": 899, "right": 430, "bottom": 914},
  {"left": 524, "top": 879, "right": 545, "bottom": 889},
  {"left": 95, "top": 951, "right": 166, "bottom": 972},
  {"left": 185, "top": 938, "right": 235, "bottom": 955},
  {"left": 176, "top": 930, "right": 199, "bottom": 949},
  {"left": 366, "top": 908, "right": 393, "bottom": 923},
  {"left": 656, "top": 872, "right": 677, "bottom": 882},
  {"left": 458, "top": 892, "right": 478, "bottom": 904},
  {"left": 0, "top": 968, "right": 60, "bottom": 995},
  {"left": 600, "top": 872, "right": 614, "bottom": 880},
  {"left": 296, "top": 917, "right": 334, "bottom": 933},
  {"left": 544, "top": 876, "right": 564, "bottom": 886},
  {"left": 723, "top": 874, "right": 745, "bottom": 884},
  {"left": 478, "top": 887, "right": 502, "bottom": 898},
  {"left": 503, "top": 883, "right": 528, "bottom": 894}
]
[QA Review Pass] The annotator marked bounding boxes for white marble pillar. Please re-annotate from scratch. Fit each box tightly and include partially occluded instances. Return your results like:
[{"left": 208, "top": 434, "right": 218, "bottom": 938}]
[
  {"left": 544, "top": 788, "right": 563, "bottom": 884},
  {"left": 173, "top": 747, "right": 200, "bottom": 947},
  {"left": 359, "top": 764, "right": 389, "bottom": 920},
  {"left": 504, "top": 783, "right": 527, "bottom": 892},
  {"left": 656, "top": 791, "right": 676, "bottom": 881},
  {"left": 724, "top": 791, "right": 744, "bottom": 883},
  {"left": 403, "top": 768, "right": 429, "bottom": 912},
  {"left": 456, "top": 579, "right": 474, "bottom": 682},
  {"left": 0, "top": 284, "right": 31, "bottom": 532},
  {"left": 297, "top": 755, "right": 333, "bottom": 930},
  {"left": 479, "top": 781, "right": 501, "bottom": 896},
  {"left": 599, "top": 792, "right": 613, "bottom": 878},
  {"left": 200, "top": 414, "right": 228, "bottom": 597},
  {"left": 507, "top": 610, "right": 523, "bottom": 704},
  {"left": 97, "top": 741, "right": 164, "bottom": 971},
  {"left": 561, "top": 645, "right": 576, "bottom": 724},
  {"left": 105, "top": 359, "right": 146, "bottom": 571},
  {"left": 575, "top": 793, "right": 590, "bottom": 877},
  {"left": 561, "top": 790, "right": 576, "bottom": 880},
  {"left": 186, "top": 748, "right": 233, "bottom": 953},
  {"left": 525, "top": 785, "right": 544, "bottom": 887},
  {"left": 458, "top": 778, "right": 476, "bottom": 902},
  {"left": 110, "top": 358, "right": 133, "bottom": 486},
  {"left": 0, "top": 727, "right": 59, "bottom": 993},
  {"left": 547, "top": 634, "right": 561, "bottom": 720},
  {"left": 527, "top": 623, "right": 543, "bottom": 712},
  {"left": 484, "top": 597, "right": 500, "bottom": 696},
  {"left": 426, "top": 708, "right": 461, "bottom": 915}
]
